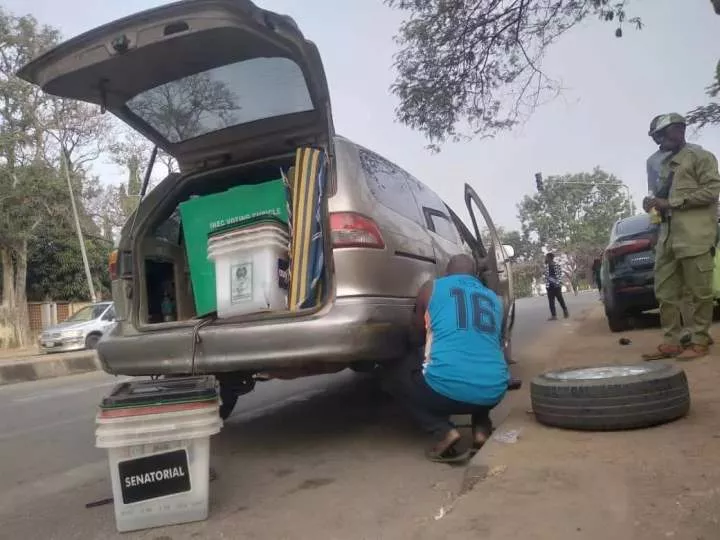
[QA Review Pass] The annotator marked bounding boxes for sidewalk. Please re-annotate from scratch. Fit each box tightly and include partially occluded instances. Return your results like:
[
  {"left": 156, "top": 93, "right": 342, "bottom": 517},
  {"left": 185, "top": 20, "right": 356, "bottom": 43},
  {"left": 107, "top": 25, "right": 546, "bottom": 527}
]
[
  {"left": 0, "top": 348, "right": 100, "bottom": 386},
  {"left": 419, "top": 307, "right": 720, "bottom": 540}
]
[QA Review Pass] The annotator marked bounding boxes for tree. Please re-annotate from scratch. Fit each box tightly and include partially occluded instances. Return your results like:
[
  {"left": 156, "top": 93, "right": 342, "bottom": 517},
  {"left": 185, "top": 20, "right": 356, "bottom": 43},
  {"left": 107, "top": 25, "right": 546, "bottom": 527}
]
[
  {"left": 0, "top": 8, "right": 109, "bottom": 346},
  {"left": 386, "top": 0, "right": 718, "bottom": 146},
  {"left": 687, "top": 60, "right": 720, "bottom": 129},
  {"left": 0, "top": 9, "right": 63, "bottom": 346},
  {"left": 517, "top": 167, "right": 631, "bottom": 290},
  {"left": 104, "top": 128, "right": 177, "bottom": 238},
  {"left": 108, "top": 130, "right": 153, "bottom": 219},
  {"left": 26, "top": 220, "right": 111, "bottom": 302},
  {"left": 127, "top": 72, "right": 239, "bottom": 143},
  {"left": 482, "top": 226, "right": 542, "bottom": 298}
]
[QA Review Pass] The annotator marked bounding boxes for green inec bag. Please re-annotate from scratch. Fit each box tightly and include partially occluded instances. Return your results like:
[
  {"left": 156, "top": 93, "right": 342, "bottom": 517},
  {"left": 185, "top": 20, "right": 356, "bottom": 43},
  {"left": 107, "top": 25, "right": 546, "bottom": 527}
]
[{"left": 179, "top": 180, "right": 289, "bottom": 316}]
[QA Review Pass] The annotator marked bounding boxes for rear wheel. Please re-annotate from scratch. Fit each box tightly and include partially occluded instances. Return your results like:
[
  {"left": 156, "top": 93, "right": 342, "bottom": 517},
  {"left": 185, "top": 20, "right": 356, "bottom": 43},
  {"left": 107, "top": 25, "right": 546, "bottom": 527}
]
[
  {"left": 217, "top": 376, "right": 256, "bottom": 420},
  {"left": 219, "top": 387, "right": 239, "bottom": 420}
]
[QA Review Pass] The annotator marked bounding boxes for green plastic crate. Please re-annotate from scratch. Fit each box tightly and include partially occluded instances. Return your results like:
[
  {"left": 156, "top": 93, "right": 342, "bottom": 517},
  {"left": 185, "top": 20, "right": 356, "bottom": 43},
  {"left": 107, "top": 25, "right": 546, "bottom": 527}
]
[{"left": 179, "top": 180, "right": 289, "bottom": 316}]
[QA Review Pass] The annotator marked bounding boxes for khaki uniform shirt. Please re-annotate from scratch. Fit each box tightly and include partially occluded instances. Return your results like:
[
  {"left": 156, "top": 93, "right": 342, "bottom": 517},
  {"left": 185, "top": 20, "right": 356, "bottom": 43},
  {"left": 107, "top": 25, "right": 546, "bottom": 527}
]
[{"left": 658, "top": 144, "right": 720, "bottom": 258}]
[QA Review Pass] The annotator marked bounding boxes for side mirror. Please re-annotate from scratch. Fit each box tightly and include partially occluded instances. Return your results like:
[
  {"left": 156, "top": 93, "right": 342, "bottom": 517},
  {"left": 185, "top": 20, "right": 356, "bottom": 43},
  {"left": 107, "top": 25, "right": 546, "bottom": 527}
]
[{"left": 501, "top": 244, "right": 515, "bottom": 261}]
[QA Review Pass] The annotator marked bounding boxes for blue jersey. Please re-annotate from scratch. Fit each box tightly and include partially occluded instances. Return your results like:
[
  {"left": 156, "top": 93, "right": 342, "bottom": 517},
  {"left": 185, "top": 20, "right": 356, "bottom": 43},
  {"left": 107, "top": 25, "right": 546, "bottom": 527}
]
[{"left": 423, "top": 274, "right": 508, "bottom": 405}]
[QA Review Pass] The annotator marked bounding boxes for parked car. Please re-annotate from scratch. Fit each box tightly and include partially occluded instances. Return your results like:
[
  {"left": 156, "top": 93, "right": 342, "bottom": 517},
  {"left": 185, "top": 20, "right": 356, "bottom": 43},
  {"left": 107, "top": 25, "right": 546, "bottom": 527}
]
[
  {"left": 18, "top": 0, "right": 515, "bottom": 418},
  {"left": 601, "top": 214, "right": 720, "bottom": 332},
  {"left": 39, "top": 302, "right": 116, "bottom": 353}
]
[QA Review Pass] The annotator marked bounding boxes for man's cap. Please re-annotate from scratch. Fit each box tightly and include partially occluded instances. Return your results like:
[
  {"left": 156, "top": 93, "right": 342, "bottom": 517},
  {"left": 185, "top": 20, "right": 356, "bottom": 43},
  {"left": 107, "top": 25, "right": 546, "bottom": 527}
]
[
  {"left": 651, "top": 113, "right": 686, "bottom": 135},
  {"left": 648, "top": 115, "right": 663, "bottom": 136}
]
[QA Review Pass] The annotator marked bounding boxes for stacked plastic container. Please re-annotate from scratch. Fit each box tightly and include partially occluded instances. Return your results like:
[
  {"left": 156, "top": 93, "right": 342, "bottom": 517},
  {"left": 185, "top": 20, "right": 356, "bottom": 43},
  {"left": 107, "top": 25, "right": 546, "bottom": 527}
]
[
  {"left": 96, "top": 377, "right": 222, "bottom": 533},
  {"left": 207, "top": 217, "right": 290, "bottom": 318}
]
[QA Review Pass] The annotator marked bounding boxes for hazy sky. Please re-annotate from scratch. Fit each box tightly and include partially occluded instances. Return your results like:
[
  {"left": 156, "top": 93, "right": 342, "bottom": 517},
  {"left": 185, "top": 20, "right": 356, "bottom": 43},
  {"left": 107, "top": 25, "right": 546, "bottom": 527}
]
[{"left": 6, "top": 0, "right": 720, "bottom": 230}]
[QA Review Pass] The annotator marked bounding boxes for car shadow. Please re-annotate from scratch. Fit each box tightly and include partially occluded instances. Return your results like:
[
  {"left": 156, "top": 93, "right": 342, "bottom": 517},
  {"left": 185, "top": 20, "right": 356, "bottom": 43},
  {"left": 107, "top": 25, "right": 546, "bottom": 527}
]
[{"left": 213, "top": 374, "right": 423, "bottom": 458}]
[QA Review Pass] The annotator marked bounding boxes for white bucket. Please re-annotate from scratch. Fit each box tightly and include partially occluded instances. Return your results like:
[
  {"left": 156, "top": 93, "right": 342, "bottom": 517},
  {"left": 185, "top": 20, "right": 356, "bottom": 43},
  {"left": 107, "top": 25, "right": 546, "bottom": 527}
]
[
  {"left": 208, "top": 228, "right": 289, "bottom": 318},
  {"left": 209, "top": 222, "right": 289, "bottom": 243},
  {"left": 96, "top": 405, "right": 221, "bottom": 532}
]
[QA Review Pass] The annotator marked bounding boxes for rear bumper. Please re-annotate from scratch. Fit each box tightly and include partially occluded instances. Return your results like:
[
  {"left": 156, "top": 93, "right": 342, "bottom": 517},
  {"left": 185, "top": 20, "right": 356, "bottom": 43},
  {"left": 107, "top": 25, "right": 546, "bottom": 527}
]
[
  {"left": 607, "top": 269, "right": 656, "bottom": 313},
  {"left": 97, "top": 297, "right": 414, "bottom": 376},
  {"left": 613, "top": 287, "right": 657, "bottom": 313}
]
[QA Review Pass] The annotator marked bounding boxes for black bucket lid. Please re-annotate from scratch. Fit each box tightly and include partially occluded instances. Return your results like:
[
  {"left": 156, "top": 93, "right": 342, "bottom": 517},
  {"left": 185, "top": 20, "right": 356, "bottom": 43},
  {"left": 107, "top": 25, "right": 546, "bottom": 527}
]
[{"left": 101, "top": 376, "right": 218, "bottom": 409}]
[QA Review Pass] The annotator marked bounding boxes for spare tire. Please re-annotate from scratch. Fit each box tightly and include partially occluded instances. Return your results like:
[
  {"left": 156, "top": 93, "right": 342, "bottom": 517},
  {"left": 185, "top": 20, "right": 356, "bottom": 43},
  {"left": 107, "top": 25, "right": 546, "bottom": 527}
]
[{"left": 530, "top": 363, "right": 690, "bottom": 431}]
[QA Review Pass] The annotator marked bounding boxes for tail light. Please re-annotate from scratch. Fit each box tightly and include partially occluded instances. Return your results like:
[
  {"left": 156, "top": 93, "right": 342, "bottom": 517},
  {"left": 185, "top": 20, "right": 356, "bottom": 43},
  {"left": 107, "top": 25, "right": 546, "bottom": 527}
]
[
  {"left": 330, "top": 212, "right": 385, "bottom": 249},
  {"left": 605, "top": 238, "right": 652, "bottom": 259},
  {"left": 109, "top": 250, "right": 119, "bottom": 280}
]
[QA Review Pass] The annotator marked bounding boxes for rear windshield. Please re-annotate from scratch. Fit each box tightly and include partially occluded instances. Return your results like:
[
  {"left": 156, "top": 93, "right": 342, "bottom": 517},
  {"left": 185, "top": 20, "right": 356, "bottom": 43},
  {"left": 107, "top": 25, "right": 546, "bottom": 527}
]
[
  {"left": 613, "top": 215, "right": 653, "bottom": 239},
  {"left": 127, "top": 57, "right": 314, "bottom": 143}
]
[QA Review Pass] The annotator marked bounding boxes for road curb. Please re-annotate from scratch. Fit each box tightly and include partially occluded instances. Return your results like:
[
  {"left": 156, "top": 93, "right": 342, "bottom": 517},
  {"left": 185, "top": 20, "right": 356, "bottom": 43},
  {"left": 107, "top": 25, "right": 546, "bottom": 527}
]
[
  {"left": 459, "top": 417, "right": 526, "bottom": 495},
  {"left": 458, "top": 305, "right": 599, "bottom": 493},
  {"left": 0, "top": 352, "right": 101, "bottom": 386}
]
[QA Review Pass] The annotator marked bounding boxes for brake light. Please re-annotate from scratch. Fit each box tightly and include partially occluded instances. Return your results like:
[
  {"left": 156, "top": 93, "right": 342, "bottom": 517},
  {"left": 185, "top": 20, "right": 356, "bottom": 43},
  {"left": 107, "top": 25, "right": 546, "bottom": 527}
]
[
  {"left": 109, "top": 250, "right": 119, "bottom": 280},
  {"left": 605, "top": 239, "right": 652, "bottom": 259},
  {"left": 330, "top": 212, "right": 385, "bottom": 249}
]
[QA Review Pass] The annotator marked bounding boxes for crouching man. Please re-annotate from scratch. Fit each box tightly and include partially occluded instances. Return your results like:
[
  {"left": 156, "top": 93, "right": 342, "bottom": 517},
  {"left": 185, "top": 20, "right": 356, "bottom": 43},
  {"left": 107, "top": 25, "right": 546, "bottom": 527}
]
[{"left": 393, "top": 254, "right": 509, "bottom": 463}]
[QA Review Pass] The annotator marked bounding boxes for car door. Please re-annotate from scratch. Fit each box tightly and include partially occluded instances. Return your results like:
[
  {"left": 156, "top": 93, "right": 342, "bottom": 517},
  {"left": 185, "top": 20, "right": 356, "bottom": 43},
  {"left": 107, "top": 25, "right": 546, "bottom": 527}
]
[{"left": 463, "top": 183, "right": 515, "bottom": 342}]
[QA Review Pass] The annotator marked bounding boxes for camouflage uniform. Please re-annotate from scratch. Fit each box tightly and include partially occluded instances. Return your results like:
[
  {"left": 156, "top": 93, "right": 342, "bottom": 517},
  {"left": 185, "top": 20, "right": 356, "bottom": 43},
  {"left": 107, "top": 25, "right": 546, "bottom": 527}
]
[{"left": 653, "top": 115, "right": 720, "bottom": 347}]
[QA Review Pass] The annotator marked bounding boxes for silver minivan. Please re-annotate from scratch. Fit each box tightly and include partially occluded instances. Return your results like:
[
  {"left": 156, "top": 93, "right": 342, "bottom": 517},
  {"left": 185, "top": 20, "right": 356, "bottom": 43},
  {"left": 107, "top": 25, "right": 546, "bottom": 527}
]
[{"left": 19, "top": 0, "right": 515, "bottom": 417}]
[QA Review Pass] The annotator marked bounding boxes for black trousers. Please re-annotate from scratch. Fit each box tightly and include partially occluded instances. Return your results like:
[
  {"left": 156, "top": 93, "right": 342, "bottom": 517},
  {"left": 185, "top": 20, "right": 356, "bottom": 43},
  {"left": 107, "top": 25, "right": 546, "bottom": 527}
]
[
  {"left": 547, "top": 285, "right": 568, "bottom": 317},
  {"left": 388, "top": 350, "right": 497, "bottom": 438}
]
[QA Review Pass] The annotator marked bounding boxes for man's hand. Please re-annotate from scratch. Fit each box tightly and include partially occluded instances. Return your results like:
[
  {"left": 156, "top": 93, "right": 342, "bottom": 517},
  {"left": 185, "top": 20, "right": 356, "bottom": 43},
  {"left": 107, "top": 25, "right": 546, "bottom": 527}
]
[
  {"left": 651, "top": 198, "right": 671, "bottom": 211},
  {"left": 642, "top": 197, "right": 653, "bottom": 213}
]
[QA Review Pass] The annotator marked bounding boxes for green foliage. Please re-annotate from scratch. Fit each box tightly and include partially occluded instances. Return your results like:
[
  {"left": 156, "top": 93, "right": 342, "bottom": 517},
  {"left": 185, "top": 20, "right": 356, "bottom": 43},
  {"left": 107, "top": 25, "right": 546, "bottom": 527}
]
[
  {"left": 517, "top": 167, "right": 632, "bottom": 286},
  {"left": 385, "top": 0, "right": 643, "bottom": 146},
  {"left": 386, "top": 0, "right": 718, "bottom": 146},
  {"left": 482, "top": 226, "right": 541, "bottom": 298},
  {"left": 0, "top": 8, "right": 111, "bottom": 346},
  {"left": 0, "top": 163, "right": 68, "bottom": 247},
  {"left": 686, "top": 60, "right": 720, "bottom": 129},
  {"left": 26, "top": 221, "right": 111, "bottom": 301}
]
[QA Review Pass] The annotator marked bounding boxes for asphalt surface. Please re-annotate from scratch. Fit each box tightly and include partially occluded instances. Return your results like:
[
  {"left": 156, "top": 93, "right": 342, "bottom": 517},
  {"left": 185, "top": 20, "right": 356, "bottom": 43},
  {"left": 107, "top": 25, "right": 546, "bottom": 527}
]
[{"left": 0, "top": 294, "right": 598, "bottom": 539}]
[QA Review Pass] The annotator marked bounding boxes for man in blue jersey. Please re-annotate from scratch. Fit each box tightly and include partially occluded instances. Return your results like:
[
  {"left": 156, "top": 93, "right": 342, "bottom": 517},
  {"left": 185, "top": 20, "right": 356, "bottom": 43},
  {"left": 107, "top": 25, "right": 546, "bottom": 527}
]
[{"left": 397, "top": 254, "right": 509, "bottom": 463}]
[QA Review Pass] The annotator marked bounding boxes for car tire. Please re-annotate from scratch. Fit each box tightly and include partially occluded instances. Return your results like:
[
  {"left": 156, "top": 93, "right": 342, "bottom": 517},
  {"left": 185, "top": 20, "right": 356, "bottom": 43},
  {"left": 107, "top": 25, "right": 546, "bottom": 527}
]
[
  {"left": 530, "top": 363, "right": 690, "bottom": 431},
  {"left": 605, "top": 308, "right": 632, "bottom": 333},
  {"left": 219, "top": 387, "right": 239, "bottom": 420},
  {"left": 85, "top": 333, "right": 102, "bottom": 350}
]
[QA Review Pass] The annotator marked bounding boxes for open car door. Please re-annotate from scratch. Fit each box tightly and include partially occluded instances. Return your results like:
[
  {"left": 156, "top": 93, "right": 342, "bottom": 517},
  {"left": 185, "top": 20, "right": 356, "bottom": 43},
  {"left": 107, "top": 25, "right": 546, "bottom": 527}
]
[{"left": 464, "top": 183, "right": 516, "bottom": 357}]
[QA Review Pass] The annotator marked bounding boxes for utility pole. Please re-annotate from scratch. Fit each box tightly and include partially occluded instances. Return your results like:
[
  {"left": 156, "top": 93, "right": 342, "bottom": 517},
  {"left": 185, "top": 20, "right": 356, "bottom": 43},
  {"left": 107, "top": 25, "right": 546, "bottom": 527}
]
[{"left": 60, "top": 147, "right": 97, "bottom": 303}]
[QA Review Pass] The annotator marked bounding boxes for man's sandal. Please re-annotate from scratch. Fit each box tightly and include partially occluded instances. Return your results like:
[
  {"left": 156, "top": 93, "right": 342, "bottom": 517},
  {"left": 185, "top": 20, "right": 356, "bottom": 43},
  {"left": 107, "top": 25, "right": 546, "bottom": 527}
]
[
  {"left": 468, "top": 426, "right": 494, "bottom": 458},
  {"left": 425, "top": 443, "right": 472, "bottom": 464},
  {"left": 677, "top": 344, "right": 709, "bottom": 361},
  {"left": 642, "top": 344, "right": 682, "bottom": 361},
  {"left": 425, "top": 431, "right": 472, "bottom": 464}
]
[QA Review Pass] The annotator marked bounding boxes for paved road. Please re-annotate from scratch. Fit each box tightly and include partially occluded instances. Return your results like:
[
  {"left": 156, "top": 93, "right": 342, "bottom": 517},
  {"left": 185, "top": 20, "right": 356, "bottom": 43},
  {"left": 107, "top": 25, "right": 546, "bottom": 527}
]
[{"left": 0, "top": 294, "right": 597, "bottom": 539}]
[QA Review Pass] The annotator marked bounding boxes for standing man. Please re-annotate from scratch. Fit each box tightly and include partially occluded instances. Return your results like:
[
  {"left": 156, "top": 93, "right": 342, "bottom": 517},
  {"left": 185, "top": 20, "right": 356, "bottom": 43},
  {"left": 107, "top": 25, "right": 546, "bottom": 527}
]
[
  {"left": 643, "top": 113, "right": 720, "bottom": 361},
  {"left": 545, "top": 253, "right": 569, "bottom": 320},
  {"left": 647, "top": 114, "right": 702, "bottom": 344},
  {"left": 394, "top": 254, "right": 509, "bottom": 463}
]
